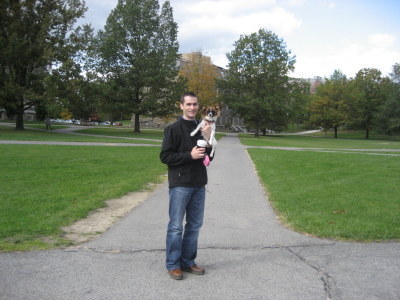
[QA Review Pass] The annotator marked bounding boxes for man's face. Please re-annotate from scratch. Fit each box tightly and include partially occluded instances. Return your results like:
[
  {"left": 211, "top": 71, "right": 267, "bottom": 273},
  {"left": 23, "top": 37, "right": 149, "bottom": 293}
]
[{"left": 180, "top": 96, "right": 198, "bottom": 120}]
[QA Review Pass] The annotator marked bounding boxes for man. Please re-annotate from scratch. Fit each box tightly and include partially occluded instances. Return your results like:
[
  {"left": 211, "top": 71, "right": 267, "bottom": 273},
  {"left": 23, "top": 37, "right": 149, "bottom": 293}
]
[
  {"left": 160, "top": 92, "right": 214, "bottom": 280},
  {"left": 45, "top": 117, "right": 52, "bottom": 130}
]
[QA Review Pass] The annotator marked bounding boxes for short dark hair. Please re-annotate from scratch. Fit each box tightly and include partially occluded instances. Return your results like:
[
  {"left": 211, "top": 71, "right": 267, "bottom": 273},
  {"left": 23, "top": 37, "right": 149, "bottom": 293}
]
[{"left": 181, "top": 92, "right": 198, "bottom": 104}]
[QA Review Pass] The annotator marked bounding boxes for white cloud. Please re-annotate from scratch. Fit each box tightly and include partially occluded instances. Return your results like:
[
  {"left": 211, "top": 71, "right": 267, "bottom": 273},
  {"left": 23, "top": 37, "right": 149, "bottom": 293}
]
[
  {"left": 176, "top": 2, "right": 302, "bottom": 66},
  {"left": 292, "top": 39, "right": 399, "bottom": 78},
  {"left": 179, "top": 6, "right": 301, "bottom": 38},
  {"left": 328, "top": 2, "right": 336, "bottom": 9},
  {"left": 285, "top": 0, "right": 308, "bottom": 6},
  {"left": 182, "top": 0, "right": 276, "bottom": 16},
  {"left": 318, "top": 1, "right": 336, "bottom": 9},
  {"left": 81, "top": 0, "right": 399, "bottom": 78},
  {"left": 369, "top": 34, "right": 395, "bottom": 48}
]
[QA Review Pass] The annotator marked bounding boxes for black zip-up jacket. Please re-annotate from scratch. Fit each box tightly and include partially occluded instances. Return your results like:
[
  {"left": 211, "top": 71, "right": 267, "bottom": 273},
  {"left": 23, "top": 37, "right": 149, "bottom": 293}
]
[{"left": 160, "top": 118, "right": 213, "bottom": 188}]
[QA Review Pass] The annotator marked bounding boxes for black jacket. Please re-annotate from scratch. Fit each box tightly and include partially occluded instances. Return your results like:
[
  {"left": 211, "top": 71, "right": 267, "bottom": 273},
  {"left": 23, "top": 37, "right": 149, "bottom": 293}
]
[{"left": 160, "top": 118, "right": 213, "bottom": 188}]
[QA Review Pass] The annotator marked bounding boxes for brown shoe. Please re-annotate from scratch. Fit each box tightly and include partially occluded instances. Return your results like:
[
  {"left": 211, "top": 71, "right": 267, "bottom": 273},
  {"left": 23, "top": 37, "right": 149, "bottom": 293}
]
[
  {"left": 182, "top": 264, "right": 205, "bottom": 275},
  {"left": 168, "top": 268, "right": 183, "bottom": 280}
]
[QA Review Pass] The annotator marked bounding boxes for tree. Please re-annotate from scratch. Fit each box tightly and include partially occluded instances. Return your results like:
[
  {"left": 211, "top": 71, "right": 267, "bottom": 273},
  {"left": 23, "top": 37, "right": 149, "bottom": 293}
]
[
  {"left": 217, "top": 29, "right": 296, "bottom": 137},
  {"left": 348, "top": 68, "right": 385, "bottom": 138},
  {"left": 390, "top": 62, "right": 400, "bottom": 83},
  {"left": 178, "top": 51, "right": 220, "bottom": 106},
  {"left": 307, "top": 70, "right": 349, "bottom": 138},
  {"left": 43, "top": 58, "right": 93, "bottom": 121},
  {"left": 287, "top": 79, "right": 311, "bottom": 128},
  {"left": 0, "top": 0, "right": 91, "bottom": 130},
  {"left": 93, "top": 0, "right": 182, "bottom": 133},
  {"left": 93, "top": 77, "right": 128, "bottom": 124},
  {"left": 375, "top": 63, "right": 400, "bottom": 135}
]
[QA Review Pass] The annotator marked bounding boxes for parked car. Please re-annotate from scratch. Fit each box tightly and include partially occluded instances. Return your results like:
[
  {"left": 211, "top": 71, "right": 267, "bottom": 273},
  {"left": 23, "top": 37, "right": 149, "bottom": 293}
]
[
  {"left": 100, "top": 121, "right": 111, "bottom": 125},
  {"left": 113, "top": 122, "right": 122, "bottom": 126}
]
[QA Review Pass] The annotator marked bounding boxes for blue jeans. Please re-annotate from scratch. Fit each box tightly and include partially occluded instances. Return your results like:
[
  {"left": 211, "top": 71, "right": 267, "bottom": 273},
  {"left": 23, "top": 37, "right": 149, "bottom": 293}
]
[{"left": 166, "top": 186, "right": 206, "bottom": 270}]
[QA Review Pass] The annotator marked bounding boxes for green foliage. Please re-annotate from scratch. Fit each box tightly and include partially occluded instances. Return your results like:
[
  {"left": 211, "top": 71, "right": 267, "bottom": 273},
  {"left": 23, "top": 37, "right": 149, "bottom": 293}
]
[
  {"left": 218, "top": 29, "right": 296, "bottom": 137},
  {"left": 0, "top": 0, "right": 92, "bottom": 130},
  {"left": 307, "top": 70, "right": 349, "bottom": 138},
  {"left": 92, "top": 0, "right": 183, "bottom": 133},
  {"left": 287, "top": 79, "right": 311, "bottom": 126},
  {"left": 347, "top": 68, "right": 386, "bottom": 138},
  {"left": 35, "top": 102, "right": 47, "bottom": 121},
  {"left": 44, "top": 57, "right": 94, "bottom": 120},
  {"left": 304, "top": 65, "right": 400, "bottom": 139},
  {"left": 375, "top": 63, "right": 400, "bottom": 135}
]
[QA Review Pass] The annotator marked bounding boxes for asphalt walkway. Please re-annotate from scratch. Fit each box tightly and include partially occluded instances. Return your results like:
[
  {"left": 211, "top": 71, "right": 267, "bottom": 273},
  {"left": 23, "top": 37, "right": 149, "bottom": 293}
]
[{"left": 0, "top": 128, "right": 399, "bottom": 299}]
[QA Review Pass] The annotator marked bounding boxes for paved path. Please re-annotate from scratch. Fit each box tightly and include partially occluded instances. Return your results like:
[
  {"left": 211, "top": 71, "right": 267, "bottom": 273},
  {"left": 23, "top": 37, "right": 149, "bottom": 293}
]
[{"left": 1, "top": 129, "right": 399, "bottom": 299}]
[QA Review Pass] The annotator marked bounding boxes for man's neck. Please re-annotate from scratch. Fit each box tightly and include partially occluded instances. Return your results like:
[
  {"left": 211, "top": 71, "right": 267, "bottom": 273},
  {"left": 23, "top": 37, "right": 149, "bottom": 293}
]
[{"left": 182, "top": 115, "right": 196, "bottom": 122}]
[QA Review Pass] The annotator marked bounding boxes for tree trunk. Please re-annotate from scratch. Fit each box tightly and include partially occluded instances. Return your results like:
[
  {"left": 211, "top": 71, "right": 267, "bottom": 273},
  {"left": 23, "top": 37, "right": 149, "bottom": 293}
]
[
  {"left": 334, "top": 126, "right": 338, "bottom": 139},
  {"left": 134, "top": 114, "right": 141, "bottom": 133},
  {"left": 254, "top": 120, "right": 260, "bottom": 137},
  {"left": 15, "top": 106, "right": 25, "bottom": 130},
  {"left": 365, "top": 128, "right": 369, "bottom": 139}
]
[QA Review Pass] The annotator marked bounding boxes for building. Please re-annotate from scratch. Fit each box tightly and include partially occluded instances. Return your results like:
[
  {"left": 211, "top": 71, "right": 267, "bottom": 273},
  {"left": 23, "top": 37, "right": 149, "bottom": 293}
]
[
  {"left": 0, "top": 107, "right": 36, "bottom": 121},
  {"left": 308, "top": 76, "right": 324, "bottom": 94}
]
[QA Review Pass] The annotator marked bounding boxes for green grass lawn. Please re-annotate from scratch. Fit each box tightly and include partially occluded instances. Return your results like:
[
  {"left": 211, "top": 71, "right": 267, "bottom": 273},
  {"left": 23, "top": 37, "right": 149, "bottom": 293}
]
[
  {"left": 0, "top": 126, "right": 162, "bottom": 144},
  {"left": 309, "top": 129, "right": 400, "bottom": 141},
  {"left": 75, "top": 128, "right": 165, "bottom": 140},
  {"left": 74, "top": 127, "right": 226, "bottom": 141},
  {"left": 240, "top": 132, "right": 400, "bottom": 151},
  {"left": 1, "top": 125, "right": 399, "bottom": 252},
  {"left": 245, "top": 135, "right": 400, "bottom": 241},
  {"left": 0, "top": 144, "right": 166, "bottom": 252},
  {"left": 0, "top": 124, "right": 225, "bottom": 251}
]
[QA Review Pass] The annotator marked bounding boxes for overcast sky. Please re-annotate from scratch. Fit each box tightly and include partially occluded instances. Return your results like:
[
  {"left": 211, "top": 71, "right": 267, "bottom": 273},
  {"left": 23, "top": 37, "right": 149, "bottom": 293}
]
[{"left": 80, "top": 0, "right": 400, "bottom": 79}]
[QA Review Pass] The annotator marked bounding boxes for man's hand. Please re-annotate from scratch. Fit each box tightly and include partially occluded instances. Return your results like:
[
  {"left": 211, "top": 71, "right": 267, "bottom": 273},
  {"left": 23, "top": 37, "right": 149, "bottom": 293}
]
[{"left": 191, "top": 146, "right": 206, "bottom": 160}]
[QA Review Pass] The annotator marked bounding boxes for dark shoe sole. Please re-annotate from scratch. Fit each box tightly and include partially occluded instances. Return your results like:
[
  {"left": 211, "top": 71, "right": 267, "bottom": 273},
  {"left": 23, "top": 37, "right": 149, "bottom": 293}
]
[{"left": 182, "top": 268, "right": 205, "bottom": 275}]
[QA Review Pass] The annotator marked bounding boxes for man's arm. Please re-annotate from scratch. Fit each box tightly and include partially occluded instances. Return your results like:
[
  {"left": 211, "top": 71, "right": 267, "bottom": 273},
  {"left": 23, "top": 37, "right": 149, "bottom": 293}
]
[
  {"left": 160, "top": 126, "right": 190, "bottom": 166},
  {"left": 160, "top": 126, "right": 206, "bottom": 166}
]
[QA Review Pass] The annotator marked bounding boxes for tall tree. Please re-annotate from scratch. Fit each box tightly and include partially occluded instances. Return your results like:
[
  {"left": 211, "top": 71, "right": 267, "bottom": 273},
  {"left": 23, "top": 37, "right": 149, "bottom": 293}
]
[
  {"left": 307, "top": 70, "right": 349, "bottom": 138},
  {"left": 348, "top": 68, "right": 385, "bottom": 138},
  {"left": 178, "top": 51, "right": 220, "bottom": 106},
  {"left": 375, "top": 63, "right": 400, "bottom": 135},
  {"left": 93, "top": 77, "right": 127, "bottom": 124},
  {"left": 287, "top": 79, "right": 311, "bottom": 128},
  {"left": 217, "top": 29, "right": 296, "bottom": 137},
  {"left": 0, "top": 0, "right": 91, "bottom": 130},
  {"left": 93, "top": 0, "right": 182, "bottom": 133},
  {"left": 43, "top": 58, "right": 92, "bottom": 120}
]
